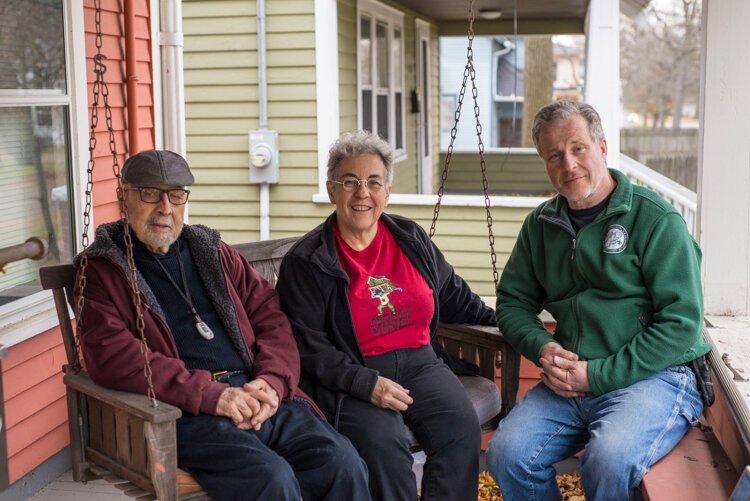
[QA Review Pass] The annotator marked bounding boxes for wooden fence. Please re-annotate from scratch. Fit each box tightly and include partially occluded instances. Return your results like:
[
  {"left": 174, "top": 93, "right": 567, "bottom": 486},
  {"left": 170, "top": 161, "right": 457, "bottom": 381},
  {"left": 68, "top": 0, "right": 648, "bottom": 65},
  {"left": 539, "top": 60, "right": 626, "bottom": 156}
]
[{"left": 620, "top": 128, "right": 698, "bottom": 190}]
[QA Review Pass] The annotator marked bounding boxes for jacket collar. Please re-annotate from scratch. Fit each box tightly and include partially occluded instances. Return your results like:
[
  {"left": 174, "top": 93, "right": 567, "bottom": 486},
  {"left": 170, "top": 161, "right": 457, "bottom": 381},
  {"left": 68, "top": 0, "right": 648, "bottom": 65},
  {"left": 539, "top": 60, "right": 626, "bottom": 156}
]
[{"left": 77, "top": 220, "right": 222, "bottom": 318}]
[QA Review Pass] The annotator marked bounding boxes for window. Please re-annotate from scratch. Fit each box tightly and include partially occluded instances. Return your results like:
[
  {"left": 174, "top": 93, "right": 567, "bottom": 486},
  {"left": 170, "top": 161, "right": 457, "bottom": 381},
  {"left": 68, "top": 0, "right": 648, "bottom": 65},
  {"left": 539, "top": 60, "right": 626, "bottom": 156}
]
[
  {"left": 440, "top": 35, "right": 585, "bottom": 150},
  {"left": 358, "top": 0, "right": 405, "bottom": 157},
  {"left": 0, "top": 0, "right": 82, "bottom": 327}
]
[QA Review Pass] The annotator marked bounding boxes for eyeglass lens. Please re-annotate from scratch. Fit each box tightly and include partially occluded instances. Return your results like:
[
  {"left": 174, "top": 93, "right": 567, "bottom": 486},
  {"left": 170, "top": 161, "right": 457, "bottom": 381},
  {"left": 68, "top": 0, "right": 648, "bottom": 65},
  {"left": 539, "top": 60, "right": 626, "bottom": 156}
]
[
  {"left": 139, "top": 188, "right": 189, "bottom": 204},
  {"left": 340, "top": 179, "right": 383, "bottom": 192}
]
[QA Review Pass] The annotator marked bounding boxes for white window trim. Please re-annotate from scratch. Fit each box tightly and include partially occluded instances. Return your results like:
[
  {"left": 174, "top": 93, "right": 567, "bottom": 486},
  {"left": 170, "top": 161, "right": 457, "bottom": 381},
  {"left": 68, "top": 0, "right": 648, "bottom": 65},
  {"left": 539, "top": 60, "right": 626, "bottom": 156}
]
[
  {"left": 312, "top": 191, "right": 548, "bottom": 208},
  {"left": 0, "top": 0, "right": 91, "bottom": 349},
  {"left": 415, "top": 18, "right": 432, "bottom": 194},
  {"left": 357, "top": 0, "right": 406, "bottom": 160}
]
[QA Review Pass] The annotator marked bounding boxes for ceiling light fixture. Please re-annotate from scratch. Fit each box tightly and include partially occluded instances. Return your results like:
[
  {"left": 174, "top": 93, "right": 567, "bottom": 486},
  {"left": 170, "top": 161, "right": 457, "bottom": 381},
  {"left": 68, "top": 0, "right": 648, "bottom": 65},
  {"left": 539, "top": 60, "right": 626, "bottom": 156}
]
[{"left": 478, "top": 8, "right": 502, "bottom": 20}]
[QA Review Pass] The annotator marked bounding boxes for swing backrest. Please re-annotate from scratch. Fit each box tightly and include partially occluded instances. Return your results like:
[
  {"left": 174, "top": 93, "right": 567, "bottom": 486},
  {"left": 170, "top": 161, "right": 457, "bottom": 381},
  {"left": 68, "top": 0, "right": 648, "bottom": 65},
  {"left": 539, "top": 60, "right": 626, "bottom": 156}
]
[
  {"left": 233, "top": 236, "right": 299, "bottom": 286},
  {"left": 39, "top": 265, "right": 79, "bottom": 368}
]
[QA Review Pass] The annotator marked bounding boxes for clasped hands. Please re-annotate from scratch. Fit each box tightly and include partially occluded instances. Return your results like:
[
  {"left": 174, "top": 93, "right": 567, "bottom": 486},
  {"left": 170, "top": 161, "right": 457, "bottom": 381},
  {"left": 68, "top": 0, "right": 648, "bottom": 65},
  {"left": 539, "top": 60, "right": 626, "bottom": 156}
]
[
  {"left": 216, "top": 378, "right": 279, "bottom": 430},
  {"left": 539, "top": 342, "right": 591, "bottom": 398}
]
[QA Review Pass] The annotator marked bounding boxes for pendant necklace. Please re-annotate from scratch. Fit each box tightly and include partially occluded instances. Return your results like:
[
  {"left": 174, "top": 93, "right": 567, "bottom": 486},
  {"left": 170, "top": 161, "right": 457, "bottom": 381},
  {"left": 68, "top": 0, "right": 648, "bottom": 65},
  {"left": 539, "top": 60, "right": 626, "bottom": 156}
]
[{"left": 151, "top": 245, "right": 215, "bottom": 340}]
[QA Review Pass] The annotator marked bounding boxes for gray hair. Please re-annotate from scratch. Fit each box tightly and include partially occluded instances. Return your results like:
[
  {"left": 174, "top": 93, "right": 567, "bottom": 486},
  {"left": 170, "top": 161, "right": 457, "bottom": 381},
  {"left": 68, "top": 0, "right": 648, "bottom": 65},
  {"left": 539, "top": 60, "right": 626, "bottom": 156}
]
[
  {"left": 531, "top": 101, "right": 606, "bottom": 152},
  {"left": 327, "top": 131, "right": 394, "bottom": 184}
]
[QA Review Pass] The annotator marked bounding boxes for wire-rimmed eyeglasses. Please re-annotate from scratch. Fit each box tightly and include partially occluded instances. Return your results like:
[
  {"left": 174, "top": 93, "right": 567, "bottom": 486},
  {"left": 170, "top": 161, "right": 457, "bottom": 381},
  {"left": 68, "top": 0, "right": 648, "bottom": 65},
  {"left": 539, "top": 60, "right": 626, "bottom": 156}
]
[
  {"left": 123, "top": 187, "right": 191, "bottom": 205},
  {"left": 332, "top": 178, "right": 385, "bottom": 193}
]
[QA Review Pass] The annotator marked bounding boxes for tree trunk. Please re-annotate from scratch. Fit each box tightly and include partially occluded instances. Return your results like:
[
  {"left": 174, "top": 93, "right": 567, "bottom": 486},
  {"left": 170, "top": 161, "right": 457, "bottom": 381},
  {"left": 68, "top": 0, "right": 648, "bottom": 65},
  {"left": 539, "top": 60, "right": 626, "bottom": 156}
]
[{"left": 521, "top": 36, "right": 554, "bottom": 147}]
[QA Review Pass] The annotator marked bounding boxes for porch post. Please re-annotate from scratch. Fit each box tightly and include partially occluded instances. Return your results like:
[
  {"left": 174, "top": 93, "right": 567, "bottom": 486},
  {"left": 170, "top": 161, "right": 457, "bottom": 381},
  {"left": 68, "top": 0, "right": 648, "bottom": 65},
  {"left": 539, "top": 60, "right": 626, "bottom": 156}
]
[
  {"left": 697, "top": 0, "right": 750, "bottom": 315},
  {"left": 583, "top": 0, "right": 620, "bottom": 169},
  {"left": 315, "top": 0, "right": 339, "bottom": 193}
]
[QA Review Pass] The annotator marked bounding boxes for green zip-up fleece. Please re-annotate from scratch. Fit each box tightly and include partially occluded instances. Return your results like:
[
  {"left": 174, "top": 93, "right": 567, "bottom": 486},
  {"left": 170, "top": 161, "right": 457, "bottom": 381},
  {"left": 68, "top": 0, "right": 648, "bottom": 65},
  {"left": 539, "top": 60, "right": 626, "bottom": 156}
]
[{"left": 496, "top": 169, "right": 711, "bottom": 395}]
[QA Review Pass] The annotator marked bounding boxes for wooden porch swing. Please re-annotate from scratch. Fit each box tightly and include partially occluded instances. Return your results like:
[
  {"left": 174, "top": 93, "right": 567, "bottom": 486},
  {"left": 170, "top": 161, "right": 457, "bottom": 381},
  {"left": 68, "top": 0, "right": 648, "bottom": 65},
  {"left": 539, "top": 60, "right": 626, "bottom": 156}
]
[{"left": 37, "top": 0, "right": 520, "bottom": 499}]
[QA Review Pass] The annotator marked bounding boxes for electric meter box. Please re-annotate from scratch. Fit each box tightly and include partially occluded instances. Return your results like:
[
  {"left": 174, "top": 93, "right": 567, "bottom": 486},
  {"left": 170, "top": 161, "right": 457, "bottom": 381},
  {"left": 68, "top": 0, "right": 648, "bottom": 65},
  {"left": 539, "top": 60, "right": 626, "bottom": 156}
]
[{"left": 248, "top": 129, "right": 280, "bottom": 184}]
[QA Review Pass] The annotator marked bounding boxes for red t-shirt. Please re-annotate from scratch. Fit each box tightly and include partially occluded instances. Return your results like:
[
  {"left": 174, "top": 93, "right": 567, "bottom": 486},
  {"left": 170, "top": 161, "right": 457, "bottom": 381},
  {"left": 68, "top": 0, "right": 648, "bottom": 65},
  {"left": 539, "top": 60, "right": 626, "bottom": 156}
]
[{"left": 334, "top": 220, "right": 434, "bottom": 356}]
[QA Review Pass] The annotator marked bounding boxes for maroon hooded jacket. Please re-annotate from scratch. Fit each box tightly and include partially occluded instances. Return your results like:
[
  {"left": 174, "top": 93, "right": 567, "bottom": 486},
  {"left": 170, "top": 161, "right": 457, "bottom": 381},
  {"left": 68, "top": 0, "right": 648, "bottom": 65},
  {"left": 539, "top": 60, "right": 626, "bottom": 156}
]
[{"left": 74, "top": 220, "right": 317, "bottom": 416}]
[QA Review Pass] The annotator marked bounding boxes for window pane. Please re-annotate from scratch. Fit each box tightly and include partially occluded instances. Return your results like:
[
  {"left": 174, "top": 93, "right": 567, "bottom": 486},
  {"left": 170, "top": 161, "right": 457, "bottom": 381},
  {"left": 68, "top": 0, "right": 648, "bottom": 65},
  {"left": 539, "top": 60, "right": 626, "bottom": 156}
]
[
  {"left": 395, "top": 92, "right": 403, "bottom": 149},
  {"left": 422, "top": 40, "right": 429, "bottom": 153},
  {"left": 377, "top": 94, "right": 389, "bottom": 140},
  {"left": 440, "top": 35, "right": 586, "bottom": 151},
  {"left": 376, "top": 22, "right": 389, "bottom": 89},
  {"left": 362, "top": 90, "right": 373, "bottom": 132},
  {"left": 0, "top": 0, "right": 66, "bottom": 92},
  {"left": 393, "top": 29, "right": 402, "bottom": 85},
  {"left": 0, "top": 106, "right": 73, "bottom": 306},
  {"left": 360, "top": 17, "right": 372, "bottom": 86}
]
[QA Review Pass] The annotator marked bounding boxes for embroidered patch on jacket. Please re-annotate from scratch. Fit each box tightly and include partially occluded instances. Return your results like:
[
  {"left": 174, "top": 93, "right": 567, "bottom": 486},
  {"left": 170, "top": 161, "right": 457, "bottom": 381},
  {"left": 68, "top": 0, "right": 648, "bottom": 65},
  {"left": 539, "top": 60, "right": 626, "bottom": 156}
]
[{"left": 602, "top": 224, "right": 628, "bottom": 253}]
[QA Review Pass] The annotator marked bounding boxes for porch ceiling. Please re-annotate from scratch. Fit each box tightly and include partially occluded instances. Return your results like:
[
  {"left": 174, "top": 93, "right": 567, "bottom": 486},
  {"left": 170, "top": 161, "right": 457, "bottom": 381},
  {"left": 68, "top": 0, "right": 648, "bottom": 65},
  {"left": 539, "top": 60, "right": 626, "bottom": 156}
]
[
  {"left": 393, "top": 0, "right": 589, "bottom": 22},
  {"left": 389, "top": 0, "right": 651, "bottom": 35}
]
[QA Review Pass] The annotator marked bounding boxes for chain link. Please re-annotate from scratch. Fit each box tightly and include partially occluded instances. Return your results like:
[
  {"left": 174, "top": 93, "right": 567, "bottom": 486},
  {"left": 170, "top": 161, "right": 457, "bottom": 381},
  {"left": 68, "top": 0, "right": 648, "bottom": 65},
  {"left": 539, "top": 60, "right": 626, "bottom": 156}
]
[
  {"left": 75, "top": 0, "right": 157, "bottom": 406},
  {"left": 429, "top": 0, "right": 499, "bottom": 286}
]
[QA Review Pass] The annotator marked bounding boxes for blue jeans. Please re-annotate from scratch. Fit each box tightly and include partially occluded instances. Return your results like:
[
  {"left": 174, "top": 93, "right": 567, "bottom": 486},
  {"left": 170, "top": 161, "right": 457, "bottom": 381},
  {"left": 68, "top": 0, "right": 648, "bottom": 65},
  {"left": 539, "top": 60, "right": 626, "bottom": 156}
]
[
  {"left": 487, "top": 365, "right": 703, "bottom": 501},
  {"left": 177, "top": 374, "right": 370, "bottom": 501}
]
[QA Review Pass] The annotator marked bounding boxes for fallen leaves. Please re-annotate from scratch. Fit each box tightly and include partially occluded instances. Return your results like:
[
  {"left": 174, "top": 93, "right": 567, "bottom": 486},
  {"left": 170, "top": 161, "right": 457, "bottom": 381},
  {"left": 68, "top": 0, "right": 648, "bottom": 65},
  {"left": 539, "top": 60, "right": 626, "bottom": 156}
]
[{"left": 478, "top": 471, "right": 586, "bottom": 500}]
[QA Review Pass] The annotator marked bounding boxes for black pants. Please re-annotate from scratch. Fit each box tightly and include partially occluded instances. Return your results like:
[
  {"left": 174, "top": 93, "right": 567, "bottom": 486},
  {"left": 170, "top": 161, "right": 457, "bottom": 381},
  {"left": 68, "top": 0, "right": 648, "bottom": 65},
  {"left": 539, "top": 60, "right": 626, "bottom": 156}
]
[
  {"left": 336, "top": 345, "right": 481, "bottom": 501},
  {"left": 176, "top": 374, "right": 370, "bottom": 501}
]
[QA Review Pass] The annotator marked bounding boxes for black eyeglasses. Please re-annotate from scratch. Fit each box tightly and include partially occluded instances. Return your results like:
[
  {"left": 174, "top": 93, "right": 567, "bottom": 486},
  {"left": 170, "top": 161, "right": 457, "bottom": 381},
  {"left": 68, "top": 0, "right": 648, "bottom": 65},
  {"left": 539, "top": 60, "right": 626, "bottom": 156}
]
[
  {"left": 123, "top": 187, "right": 191, "bottom": 205},
  {"left": 333, "top": 178, "right": 385, "bottom": 193}
]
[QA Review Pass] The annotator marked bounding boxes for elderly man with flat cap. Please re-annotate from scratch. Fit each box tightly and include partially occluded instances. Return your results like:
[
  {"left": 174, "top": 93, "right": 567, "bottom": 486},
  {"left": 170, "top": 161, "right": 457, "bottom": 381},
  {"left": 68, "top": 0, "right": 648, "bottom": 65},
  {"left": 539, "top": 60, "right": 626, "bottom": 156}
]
[{"left": 74, "top": 150, "right": 369, "bottom": 501}]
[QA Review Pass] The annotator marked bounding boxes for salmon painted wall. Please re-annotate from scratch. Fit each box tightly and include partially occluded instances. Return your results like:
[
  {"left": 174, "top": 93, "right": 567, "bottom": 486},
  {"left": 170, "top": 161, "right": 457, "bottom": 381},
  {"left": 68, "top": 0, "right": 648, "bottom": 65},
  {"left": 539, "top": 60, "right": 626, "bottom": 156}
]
[{"left": 1, "top": 0, "right": 155, "bottom": 484}]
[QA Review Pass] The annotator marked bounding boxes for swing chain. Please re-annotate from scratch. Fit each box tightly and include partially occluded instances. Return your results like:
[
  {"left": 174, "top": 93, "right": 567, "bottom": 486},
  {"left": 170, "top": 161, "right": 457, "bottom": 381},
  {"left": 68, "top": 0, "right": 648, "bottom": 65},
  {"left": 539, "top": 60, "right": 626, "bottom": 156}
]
[
  {"left": 73, "top": 0, "right": 107, "bottom": 374},
  {"left": 429, "top": 0, "right": 500, "bottom": 286},
  {"left": 75, "top": 0, "right": 157, "bottom": 406}
]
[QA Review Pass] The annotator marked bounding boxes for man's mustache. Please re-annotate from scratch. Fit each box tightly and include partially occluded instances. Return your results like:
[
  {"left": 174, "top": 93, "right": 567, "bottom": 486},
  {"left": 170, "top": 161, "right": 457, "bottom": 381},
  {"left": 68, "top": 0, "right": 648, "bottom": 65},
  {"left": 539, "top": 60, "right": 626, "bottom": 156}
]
[{"left": 146, "top": 217, "right": 175, "bottom": 229}]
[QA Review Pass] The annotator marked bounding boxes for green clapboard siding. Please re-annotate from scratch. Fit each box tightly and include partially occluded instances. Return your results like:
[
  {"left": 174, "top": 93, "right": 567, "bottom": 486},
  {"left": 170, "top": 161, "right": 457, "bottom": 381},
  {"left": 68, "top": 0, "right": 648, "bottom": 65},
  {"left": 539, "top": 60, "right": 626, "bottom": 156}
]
[
  {"left": 438, "top": 151, "right": 555, "bottom": 196},
  {"left": 338, "top": 0, "right": 357, "bottom": 134},
  {"left": 183, "top": 0, "right": 539, "bottom": 295}
]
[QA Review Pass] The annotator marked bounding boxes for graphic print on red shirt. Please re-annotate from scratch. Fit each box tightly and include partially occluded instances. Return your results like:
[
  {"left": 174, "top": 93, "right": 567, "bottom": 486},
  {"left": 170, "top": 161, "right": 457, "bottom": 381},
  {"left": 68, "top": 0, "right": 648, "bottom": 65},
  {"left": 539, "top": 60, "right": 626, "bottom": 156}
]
[{"left": 334, "top": 220, "right": 434, "bottom": 356}]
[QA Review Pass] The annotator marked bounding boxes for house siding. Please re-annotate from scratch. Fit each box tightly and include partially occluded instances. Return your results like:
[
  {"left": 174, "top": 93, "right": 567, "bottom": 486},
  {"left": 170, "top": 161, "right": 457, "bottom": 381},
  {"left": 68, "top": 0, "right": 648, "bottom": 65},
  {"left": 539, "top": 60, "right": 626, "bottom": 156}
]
[
  {"left": 184, "top": 0, "right": 332, "bottom": 243},
  {"left": 2, "top": 328, "right": 68, "bottom": 484},
  {"left": 184, "top": 0, "right": 535, "bottom": 297},
  {"left": 438, "top": 151, "right": 554, "bottom": 195},
  {"left": 1, "top": 0, "right": 155, "bottom": 485}
]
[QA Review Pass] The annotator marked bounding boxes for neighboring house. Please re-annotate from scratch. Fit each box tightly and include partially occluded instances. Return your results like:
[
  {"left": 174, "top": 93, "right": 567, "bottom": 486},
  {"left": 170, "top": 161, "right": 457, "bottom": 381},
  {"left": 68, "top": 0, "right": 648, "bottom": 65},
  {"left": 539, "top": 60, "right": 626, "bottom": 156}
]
[
  {"left": 1, "top": 0, "right": 748, "bottom": 497},
  {"left": 553, "top": 37, "right": 585, "bottom": 102},
  {"left": 439, "top": 35, "right": 584, "bottom": 150}
]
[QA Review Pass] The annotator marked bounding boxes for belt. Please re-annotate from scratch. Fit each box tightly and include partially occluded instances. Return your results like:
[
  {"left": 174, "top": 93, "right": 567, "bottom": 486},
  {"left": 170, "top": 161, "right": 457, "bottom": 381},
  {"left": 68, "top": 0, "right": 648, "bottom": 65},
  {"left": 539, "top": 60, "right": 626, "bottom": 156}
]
[{"left": 211, "top": 370, "right": 248, "bottom": 382}]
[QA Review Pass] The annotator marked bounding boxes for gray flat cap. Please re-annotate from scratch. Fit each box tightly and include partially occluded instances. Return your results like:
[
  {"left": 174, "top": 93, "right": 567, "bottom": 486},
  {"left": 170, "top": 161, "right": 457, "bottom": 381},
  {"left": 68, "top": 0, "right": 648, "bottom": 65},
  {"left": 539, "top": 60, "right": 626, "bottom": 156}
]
[{"left": 121, "top": 150, "right": 194, "bottom": 186}]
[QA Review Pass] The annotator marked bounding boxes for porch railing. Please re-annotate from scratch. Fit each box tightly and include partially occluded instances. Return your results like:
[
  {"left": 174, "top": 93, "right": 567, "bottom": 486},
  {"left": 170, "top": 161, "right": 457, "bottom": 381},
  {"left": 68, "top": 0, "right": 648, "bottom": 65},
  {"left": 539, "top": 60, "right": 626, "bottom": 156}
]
[{"left": 619, "top": 153, "right": 697, "bottom": 236}]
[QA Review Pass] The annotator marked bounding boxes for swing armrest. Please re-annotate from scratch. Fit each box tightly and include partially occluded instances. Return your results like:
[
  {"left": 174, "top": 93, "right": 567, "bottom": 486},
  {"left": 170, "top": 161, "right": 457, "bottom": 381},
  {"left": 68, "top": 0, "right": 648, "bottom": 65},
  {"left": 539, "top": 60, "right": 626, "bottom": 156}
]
[
  {"left": 62, "top": 370, "right": 190, "bottom": 499},
  {"left": 63, "top": 370, "right": 182, "bottom": 423},
  {"left": 437, "top": 323, "right": 520, "bottom": 419}
]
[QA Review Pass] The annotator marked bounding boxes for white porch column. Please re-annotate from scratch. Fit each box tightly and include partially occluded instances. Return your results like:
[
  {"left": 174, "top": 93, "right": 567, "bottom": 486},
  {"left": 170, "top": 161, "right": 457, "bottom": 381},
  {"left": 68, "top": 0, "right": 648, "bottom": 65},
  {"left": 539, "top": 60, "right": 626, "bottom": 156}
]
[
  {"left": 584, "top": 0, "right": 620, "bottom": 168},
  {"left": 159, "top": 0, "right": 186, "bottom": 156},
  {"left": 315, "top": 0, "right": 339, "bottom": 192},
  {"left": 698, "top": 0, "right": 750, "bottom": 315}
]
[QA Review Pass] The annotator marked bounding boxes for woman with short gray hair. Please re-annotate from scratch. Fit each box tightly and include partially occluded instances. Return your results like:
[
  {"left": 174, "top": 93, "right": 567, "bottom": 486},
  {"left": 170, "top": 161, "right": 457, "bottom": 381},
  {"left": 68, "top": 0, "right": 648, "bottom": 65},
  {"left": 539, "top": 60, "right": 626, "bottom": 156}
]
[{"left": 277, "top": 130, "right": 495, "bottom": 501}]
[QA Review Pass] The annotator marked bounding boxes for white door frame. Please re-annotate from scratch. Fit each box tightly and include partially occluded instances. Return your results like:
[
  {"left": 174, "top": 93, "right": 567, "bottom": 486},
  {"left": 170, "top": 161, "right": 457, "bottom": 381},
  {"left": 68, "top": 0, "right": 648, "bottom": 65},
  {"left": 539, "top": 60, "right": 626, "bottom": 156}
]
[{"left": 415, "top": 19, "right": 432, "bottom": 194}]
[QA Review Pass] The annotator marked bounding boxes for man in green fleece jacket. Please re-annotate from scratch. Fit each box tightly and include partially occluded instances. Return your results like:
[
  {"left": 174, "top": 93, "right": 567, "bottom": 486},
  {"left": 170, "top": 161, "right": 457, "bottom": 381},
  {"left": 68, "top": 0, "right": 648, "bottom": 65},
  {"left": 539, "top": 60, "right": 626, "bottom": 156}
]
[{"left": 486, "top": 101, "right": 711, "bottom": 501}]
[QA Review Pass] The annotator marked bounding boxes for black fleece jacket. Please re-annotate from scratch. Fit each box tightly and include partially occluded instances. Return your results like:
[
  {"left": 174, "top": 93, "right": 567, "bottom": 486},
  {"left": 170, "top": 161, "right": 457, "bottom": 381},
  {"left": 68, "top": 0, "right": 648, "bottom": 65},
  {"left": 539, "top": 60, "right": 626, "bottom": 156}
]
[{"left": 276, "top": 212, "right": 495, "bottom": 423}]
